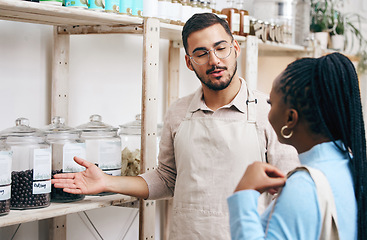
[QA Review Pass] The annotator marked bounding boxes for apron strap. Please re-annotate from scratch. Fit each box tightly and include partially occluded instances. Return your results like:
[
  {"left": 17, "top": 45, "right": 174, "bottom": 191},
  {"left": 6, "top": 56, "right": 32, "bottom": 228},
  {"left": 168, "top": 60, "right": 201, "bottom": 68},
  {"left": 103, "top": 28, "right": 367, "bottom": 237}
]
[{"left": 265, "top": 166, "right": 340, "bottom": 240}]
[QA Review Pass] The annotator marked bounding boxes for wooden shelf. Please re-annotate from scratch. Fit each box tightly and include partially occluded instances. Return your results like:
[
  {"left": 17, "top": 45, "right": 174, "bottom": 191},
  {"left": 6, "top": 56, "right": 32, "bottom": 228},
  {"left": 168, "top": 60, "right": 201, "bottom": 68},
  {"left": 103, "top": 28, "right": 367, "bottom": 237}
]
[
  {"left": 0, "top": 194, "right": 137, "bottom": 227},
  {"left": 0, "top": 0, "right": 143, "bottom": 26},
  {"left": 0, "top": 0, "right": 314, "bottom": 54}
]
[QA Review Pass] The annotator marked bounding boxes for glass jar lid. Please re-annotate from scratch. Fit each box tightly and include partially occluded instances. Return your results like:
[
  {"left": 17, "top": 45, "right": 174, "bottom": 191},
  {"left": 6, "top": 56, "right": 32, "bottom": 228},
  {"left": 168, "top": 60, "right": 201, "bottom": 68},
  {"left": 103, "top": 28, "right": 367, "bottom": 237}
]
[
  {"left": 0, "top": 118, "right": 45, "bottom": 138},
  {"left": 44, "top": 116, "right": 80, "bottom": 134},
  {"left": 76, "top": 114, "right": 118, "bottom": 133},
  {"left": 119, "top": 114, "right": 142, "bottom": 135},
  {"left": 119, "top": 114, "right": 163, "bottom": 136}
]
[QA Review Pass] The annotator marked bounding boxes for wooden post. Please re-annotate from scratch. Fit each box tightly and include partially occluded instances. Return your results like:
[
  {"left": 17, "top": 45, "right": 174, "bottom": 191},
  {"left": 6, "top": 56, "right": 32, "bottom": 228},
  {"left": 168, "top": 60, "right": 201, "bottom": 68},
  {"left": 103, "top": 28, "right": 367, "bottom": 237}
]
[
  {"left": 140, "top": 17, "right": 160, "bottom": 240},
  {"left": 45, "top": 25, "right": 71, "bottom": 240},
  {"left": 162, "top": 40, "right": 181, "bottom": 240},
  {"left": 243, "top": 36, "right": 258, "bottom": 90},
  {"left": 51, "top": 26, "right": 70, "bottom": 121}
]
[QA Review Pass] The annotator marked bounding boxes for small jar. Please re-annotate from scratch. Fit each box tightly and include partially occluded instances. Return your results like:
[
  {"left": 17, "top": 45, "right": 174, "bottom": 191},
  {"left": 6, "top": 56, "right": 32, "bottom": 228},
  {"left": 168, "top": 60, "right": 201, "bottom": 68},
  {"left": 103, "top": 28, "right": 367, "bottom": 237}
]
[
  {"left": 44, "top": 116, "right": 86, "bottom": 203},
  {"left": 0, "top": 138, "right": 12, "bottom": 216},
  {"left": 1, "top": 118, "right": 51, "bottom": 210},
  {"left": 77, "top": 115, "right": 122, "bottom": 177},
  {"left": 119, "top": 114, "right": 161, "bottom": 176}
]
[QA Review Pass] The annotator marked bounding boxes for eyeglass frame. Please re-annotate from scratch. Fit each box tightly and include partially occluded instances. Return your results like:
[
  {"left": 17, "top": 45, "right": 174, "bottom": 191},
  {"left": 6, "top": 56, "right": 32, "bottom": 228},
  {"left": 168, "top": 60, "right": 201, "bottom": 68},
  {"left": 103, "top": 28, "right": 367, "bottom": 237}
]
[{"left": 187, "top": 40, "right": 234, "bottom": 65}]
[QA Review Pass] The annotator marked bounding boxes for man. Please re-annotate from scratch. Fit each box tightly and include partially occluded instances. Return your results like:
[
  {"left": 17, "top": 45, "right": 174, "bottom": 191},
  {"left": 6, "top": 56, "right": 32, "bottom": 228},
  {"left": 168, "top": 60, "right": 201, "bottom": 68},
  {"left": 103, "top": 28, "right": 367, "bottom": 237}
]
[{"left": 53, "top": 13, "right": 299, "bottom": 239}]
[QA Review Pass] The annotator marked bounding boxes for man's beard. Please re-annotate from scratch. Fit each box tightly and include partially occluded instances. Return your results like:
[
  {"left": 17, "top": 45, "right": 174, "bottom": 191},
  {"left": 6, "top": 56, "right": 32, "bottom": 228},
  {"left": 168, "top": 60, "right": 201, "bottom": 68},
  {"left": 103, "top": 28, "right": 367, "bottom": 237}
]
[{"left": 192, "top": 61, "right": 238, "bottom": 91}]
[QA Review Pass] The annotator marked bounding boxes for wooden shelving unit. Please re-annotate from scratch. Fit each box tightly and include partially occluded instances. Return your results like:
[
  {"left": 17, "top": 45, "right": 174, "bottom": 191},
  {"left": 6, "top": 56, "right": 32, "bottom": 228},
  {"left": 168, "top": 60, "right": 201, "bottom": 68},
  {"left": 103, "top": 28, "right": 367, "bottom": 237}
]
[{"left": 0, "top": 1, "right": 315, "bottom": 239}]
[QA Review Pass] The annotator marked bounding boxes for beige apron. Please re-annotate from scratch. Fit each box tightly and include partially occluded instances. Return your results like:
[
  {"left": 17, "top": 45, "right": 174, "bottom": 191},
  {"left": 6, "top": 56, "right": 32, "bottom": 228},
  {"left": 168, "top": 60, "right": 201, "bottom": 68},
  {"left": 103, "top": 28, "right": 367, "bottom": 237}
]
[
  {"left": 266, "top": 166, "right": 340, "bottom": 240},
  {"left": 170, "top": 86, "right": 263, "bottom": 240}
]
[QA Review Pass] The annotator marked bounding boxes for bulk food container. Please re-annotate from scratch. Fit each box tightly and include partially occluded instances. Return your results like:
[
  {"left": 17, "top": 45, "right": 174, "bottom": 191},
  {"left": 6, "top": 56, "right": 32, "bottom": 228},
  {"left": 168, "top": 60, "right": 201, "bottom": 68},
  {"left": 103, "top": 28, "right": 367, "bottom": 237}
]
[
  {"left": 0, "top": 118, "right": 51, "bottom": 210},
  {"left": 44, "top": 116, "right": 86, "bottom": 202},
  {"left": 77, "top": 115, "right": 122, "bottom": 177},
  {"left": 119, "top": 114, "right": 162, "bottom": 176},
  {"left": 0, "top": 137, "right": 12, "bottom": 216}
]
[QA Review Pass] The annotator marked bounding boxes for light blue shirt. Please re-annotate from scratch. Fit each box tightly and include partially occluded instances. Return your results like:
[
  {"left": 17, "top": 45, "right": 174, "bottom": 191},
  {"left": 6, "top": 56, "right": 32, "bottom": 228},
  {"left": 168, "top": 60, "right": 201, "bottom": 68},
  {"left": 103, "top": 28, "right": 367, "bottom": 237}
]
[{"left": 227, "top": 141, "right": 357, "bottom": 240}]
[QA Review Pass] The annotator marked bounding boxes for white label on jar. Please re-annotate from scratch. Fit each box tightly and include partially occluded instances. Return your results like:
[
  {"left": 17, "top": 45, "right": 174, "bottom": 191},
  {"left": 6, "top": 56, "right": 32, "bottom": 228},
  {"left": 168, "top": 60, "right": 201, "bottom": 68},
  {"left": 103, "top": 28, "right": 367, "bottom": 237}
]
[
  {"left": 0, "top": 185, "right": 11, "bottom": 200},
  {"left": 232, "top": 13, "right": 240, "bottom": 32},
  {"left": 0, "top": 151, "right": 12, "bottom": 185},
  {"left": 63, "top": 143, "right": 86, "bottom": 173},
  {"left": 243, "top": 15, "right": 250, "bottom": 34},
  {"left": 103, "top": 169, "right": 121, "bottom": 176},
  {"left": 99, "top": 141, "right": 122, "bottom": 170},
  {"left": 33, "top": 180, "right": 51, "bottom": 194},
  {"left": 158, "top": 1, "right": 169, "bottom": 19},
  {"left": 181, "top": 5, "right": 192, "bottom": 23},
  {"left": 33, "top": 148, "right": 52, "bottom": 181},
  {"left": 171, "top": 2, "right": 181, "bottom": 21}
]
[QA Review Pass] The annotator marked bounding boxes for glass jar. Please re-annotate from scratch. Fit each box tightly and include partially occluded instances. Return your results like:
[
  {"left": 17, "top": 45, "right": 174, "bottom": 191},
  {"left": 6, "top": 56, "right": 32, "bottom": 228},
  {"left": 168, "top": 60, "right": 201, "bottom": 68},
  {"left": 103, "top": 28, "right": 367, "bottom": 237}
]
[
  {"left": 0, "top": 138, "right": 12, "bottom": 216},
  {"left": 119, "top": 114, "right": 162, "bottom": 176},
  {"left": 77, "top": 115, "right": 122, "bottom": 177},
  {"left": 44, "top": 116, "right": 86, "bottom": 203},
  {"left": 0, "top": 118, "right": 51, "bottom": 210}
]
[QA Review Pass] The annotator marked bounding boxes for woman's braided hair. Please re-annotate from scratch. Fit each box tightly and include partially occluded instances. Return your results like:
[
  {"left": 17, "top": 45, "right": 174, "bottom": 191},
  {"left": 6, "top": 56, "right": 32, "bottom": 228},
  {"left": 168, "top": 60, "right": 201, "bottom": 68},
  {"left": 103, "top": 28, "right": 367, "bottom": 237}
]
[{"left": 278, "top": 52, "right": 366, "bottom": 239}]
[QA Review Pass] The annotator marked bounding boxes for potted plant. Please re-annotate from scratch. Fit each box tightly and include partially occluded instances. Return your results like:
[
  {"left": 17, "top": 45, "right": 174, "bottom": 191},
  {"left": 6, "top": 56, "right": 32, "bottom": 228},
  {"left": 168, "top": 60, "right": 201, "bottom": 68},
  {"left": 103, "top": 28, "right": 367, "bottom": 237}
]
[
  {"left": 310, "top": 0, "right": 367, "bottom": 74},
  {"left": 329, "top": 9, "right": 345, "bottom": 50},
  {"left": 335, "top": 11, "right": 367, "bottom": 74},
  {"left": 310, "top": 0, "right": 332, "bottom": 49}
]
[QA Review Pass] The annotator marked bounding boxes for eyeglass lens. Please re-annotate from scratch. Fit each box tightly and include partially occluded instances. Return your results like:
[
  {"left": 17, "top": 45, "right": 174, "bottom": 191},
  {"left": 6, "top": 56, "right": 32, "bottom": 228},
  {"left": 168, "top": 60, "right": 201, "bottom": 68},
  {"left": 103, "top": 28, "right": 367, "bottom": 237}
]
[{"left": 191, "top": 42, "right": 232, "bottom": 65}]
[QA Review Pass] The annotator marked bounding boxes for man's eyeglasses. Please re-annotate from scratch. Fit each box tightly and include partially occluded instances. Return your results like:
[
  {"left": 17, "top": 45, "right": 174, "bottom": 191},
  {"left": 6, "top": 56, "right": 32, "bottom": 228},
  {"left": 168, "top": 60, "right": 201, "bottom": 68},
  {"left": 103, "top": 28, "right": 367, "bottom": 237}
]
[{"left": 188, "top": 42, "right": 233, "bottom": 65}]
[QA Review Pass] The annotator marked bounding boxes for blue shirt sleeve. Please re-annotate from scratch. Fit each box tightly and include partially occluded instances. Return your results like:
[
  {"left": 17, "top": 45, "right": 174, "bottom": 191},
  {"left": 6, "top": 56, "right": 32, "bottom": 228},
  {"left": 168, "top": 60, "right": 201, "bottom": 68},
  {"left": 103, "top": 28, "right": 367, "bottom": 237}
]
[{"left": 227, "top": 172, "right": 321, "bottom": 240}]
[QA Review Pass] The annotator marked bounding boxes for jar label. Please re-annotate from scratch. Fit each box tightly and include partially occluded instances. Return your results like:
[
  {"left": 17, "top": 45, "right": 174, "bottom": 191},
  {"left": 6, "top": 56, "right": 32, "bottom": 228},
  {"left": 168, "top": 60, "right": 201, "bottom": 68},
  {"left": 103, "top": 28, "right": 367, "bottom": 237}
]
[
  {"left": 0, "top": 185, "right": 11, "bottom": 200},
  {"left": 232, "top": 13, "right": 240, "bottom": 32},
  {"left": 98, "top": 141, "right": 122, "bottom": 170},
  {"left": 158, "top": 1, "right": 169, "bottom": 19},
  {"left": 33, "top": 148, "right": 52, "bottom": 181},
  {"left": 33, "top": 180, "right": 51, "bottom": 194},
  {"left": 0, "top": 151, "right": 12, "bottom": 185},
  {"left": 103, "top": 169, "right": 121, "bottom": 176},
  {"left": 63, "top": 143, "right": 86, "bottom": 173},
  {"left": 243, "top": 15, "right": 250, "bottom": 34},
  {"left": 181, "top": 5, "right": 192, "bottom": 23}
]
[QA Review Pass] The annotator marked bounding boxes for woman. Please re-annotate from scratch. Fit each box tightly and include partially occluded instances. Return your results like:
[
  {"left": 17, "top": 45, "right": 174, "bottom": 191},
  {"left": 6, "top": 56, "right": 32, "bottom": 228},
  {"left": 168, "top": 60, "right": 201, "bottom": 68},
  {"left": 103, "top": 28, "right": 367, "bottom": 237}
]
[{"left": 228, "top": 52, "right": 366, "bottom": 240}]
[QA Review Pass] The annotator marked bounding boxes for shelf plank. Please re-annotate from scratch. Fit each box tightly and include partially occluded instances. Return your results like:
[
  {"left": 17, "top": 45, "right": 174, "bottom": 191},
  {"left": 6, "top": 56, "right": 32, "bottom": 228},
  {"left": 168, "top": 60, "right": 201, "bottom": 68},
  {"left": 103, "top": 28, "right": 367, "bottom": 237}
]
[
  {"left": 0, "top": 194, "right": 137, "bottom": 227},
  {"left": 0, "top": 0, "right": 143, "bottom": 26},
  {"left": 0, "top": 0, "right": 314, "bottom": 55}
]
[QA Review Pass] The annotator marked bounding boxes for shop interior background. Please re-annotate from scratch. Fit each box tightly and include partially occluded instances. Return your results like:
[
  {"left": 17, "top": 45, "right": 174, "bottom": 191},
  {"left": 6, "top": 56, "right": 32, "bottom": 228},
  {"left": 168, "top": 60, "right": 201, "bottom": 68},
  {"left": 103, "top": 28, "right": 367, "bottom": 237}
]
[{"left": 0, "top": 0, "right": 366, "bottom": 239}]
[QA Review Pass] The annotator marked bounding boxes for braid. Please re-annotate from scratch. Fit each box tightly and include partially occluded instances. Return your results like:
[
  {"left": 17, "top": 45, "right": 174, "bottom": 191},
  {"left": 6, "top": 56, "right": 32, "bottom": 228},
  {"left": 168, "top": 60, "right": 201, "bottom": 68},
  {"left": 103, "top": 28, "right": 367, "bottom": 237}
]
[{"left": 278, "top": 52, "right": 367, "bottom": 239}]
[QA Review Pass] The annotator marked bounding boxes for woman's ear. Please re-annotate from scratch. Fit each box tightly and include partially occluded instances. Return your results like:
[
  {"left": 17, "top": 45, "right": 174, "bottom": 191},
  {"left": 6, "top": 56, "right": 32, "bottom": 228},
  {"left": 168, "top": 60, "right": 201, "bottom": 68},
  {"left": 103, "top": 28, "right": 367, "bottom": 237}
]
[{"left": 287, "top": 109, "right": 298, "bottom": 129}]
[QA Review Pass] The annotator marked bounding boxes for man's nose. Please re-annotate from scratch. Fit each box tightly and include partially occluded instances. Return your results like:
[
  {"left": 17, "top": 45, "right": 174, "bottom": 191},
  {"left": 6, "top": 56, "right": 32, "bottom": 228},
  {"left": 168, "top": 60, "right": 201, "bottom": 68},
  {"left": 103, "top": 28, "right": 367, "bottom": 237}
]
[{"left": 208, "top": 50, "right": 220, "bottom": 65}]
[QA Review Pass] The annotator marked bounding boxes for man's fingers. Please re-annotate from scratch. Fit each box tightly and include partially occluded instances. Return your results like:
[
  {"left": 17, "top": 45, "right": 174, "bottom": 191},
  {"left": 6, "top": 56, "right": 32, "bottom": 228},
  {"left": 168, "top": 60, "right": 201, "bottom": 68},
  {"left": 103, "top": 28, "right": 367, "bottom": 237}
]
[
  {"left": 52, "top": 173, "right": 76, "bottom": 179},
  {"left": 74, "top": 156, "right": 94, "bottom": 168}
]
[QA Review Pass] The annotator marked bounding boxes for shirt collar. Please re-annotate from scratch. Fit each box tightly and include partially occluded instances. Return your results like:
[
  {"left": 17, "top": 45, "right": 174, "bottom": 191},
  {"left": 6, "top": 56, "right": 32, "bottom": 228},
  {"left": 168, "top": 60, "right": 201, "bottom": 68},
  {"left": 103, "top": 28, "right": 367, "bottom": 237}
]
[
  {"left": 188, "top": 78, "right": 248, "bottom": 113},
  {"left": 298, "top": 140, "right": 347, "bottom": 165}
]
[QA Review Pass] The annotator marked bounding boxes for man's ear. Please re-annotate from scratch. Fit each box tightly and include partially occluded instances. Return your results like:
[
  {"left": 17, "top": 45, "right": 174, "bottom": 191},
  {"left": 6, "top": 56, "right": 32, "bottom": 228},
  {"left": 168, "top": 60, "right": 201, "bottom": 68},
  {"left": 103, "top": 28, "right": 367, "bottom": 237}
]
[
  {"left": 233, "top": 39, "right": 241, "bottom": 58},
  {"left": 185, "top": 54, "right": 194, "bottom": 71}
]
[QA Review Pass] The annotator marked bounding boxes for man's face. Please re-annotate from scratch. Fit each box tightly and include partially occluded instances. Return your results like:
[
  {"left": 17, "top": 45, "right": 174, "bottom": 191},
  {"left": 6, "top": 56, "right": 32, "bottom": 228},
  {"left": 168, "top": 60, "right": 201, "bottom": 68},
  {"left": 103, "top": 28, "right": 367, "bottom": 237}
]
[{"left": 185, "top": 24, "right": 240, "bottom": 91}]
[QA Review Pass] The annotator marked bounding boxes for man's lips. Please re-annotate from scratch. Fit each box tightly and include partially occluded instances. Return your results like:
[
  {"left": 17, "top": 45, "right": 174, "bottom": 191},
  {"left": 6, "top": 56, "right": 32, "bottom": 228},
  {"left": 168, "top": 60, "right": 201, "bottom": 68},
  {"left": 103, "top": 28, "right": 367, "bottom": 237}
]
[
  {"left": 209, "top": 69, "right": 224, "bottom": 77},
  {"left": 206, "top": 66, "right": 227, "bottom": 76}
]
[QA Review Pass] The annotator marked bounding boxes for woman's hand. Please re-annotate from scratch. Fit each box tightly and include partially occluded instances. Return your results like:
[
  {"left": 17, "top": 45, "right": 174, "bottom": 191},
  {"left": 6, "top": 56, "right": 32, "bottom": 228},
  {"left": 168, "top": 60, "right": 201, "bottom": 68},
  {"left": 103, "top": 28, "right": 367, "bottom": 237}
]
[
  {"left": 52, "top": 156, "right": 110, "bottom": 195},
  {"left": 234, "top": 162, "right": 286, "bottom": 195}
]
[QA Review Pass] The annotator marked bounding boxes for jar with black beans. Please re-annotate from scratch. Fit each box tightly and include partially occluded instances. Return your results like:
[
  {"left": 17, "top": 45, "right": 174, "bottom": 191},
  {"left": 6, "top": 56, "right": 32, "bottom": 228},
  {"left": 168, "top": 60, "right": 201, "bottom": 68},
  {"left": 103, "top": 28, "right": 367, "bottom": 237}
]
[{"left": 0, "top": 118, "right": 51, "bottom": 210}]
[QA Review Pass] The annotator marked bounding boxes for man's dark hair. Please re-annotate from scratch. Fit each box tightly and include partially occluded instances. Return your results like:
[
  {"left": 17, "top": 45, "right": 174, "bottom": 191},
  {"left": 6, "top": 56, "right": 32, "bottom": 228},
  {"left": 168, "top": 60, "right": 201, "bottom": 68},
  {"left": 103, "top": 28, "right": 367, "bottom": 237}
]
[{"left": 182, "top": 13, "right": 233, "bottom": 55}]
